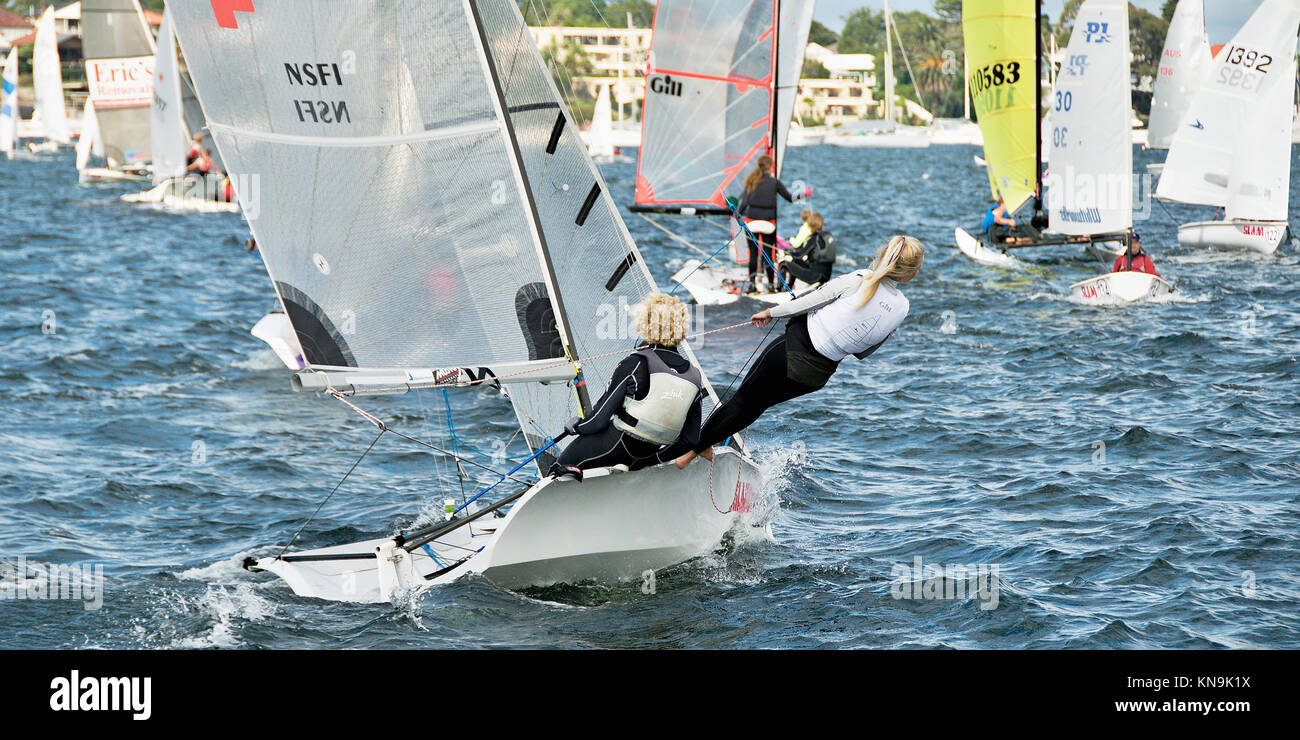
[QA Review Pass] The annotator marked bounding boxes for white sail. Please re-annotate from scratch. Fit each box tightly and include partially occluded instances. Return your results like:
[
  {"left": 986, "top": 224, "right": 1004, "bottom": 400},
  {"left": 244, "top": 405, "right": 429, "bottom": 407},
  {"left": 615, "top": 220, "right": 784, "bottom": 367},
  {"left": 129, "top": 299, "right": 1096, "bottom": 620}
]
[
  {"left": 170, "top": 0, "right": 718, "bottom": 467},
  {"left": 1156, "top": 0, "right": 1300, "bottom": 214},
  {"left": 1147, "top": 0, "right": 1211, "bottom": 150},
  {"left": 33, "top": 7, "right": 71, "bottom": 144},
  {"left": 590, "top": 82, "right": 614, "bottom": 159},
  {"left": 1046, "top": 0, "right": 1132, "bottom": 234},
  {"left": 83, "top": 0, "right": 156, "bottom": 167},
  {"left": 150, "top": 9, "right": 189, "bottom": 184},
  {"left": 774, "top": 0, "right": 816, "bottom": 175},
  {"left": 635, "top": 0, "right": 778, "bottom": 210},
  {"left": 0, "top": 47, "right": 16, "bottom": 156}
]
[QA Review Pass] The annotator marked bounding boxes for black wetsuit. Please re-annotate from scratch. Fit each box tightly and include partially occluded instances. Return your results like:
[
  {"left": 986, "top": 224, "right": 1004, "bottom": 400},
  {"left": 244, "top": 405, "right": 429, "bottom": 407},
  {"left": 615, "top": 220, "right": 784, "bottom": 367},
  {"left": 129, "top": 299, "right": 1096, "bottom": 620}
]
[
  {"left": 554, "top": 345, "right": 704, "bottom": 472},
  {"left": 780, "top": 232, "right": 834, "bottom": 286},
  {"left": 738, "top": 175, "right": 792, "bottom": 284},
  {"left": 661, "top": 315, "right": 889, "bottom": 460}
]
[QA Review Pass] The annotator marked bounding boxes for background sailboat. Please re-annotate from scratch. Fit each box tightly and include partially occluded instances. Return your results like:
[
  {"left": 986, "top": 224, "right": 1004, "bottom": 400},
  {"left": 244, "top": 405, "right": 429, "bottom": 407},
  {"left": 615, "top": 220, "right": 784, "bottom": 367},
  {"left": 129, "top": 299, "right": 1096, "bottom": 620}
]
[
  {"left": 0, "top": 47, "right": 16, "bottom": 158},
  {"left": 169, "top": 0, "right": 767, "bottom": 602},
  {"left": 78, "top": 0, "right": 155, "bottom": 183},
  {"left": 120, "top": 7, "right": 238, "bottom": 212},
  {"left": 1156, "top": 0, "right": 1299, "bottom": 255},
  {"left": 632, "top": 0, "right": 815, "bottom": 305},
  {"left": 1145, "top": 0, "right": 1212, "bottom": 176},
  {"left": 29, "top": 6, "right": 70, "bottom": 150}
]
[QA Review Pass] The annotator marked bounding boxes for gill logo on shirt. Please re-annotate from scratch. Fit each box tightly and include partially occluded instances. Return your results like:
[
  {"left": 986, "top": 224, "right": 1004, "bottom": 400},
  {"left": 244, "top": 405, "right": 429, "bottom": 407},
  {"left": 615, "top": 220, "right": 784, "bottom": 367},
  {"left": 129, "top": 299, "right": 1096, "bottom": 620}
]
[{"left": 212, "top": 0, "right": 255, "bottom": 30}]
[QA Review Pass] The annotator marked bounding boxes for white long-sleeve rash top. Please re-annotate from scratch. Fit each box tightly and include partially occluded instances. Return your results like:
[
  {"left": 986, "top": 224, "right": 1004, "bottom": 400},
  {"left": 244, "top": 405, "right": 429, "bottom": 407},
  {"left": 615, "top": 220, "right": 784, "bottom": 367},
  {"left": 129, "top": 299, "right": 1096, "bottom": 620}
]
[{"left": 768, "top": 270, "right": 910, "bottom": 361}]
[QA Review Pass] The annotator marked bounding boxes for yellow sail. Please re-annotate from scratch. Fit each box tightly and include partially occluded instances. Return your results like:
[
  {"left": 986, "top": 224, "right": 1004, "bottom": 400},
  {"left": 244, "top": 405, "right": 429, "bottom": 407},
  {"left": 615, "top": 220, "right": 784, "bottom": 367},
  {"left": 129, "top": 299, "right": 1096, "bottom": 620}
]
[{"left": 963, "top": 0, "right": 1038, "bottom": 212}]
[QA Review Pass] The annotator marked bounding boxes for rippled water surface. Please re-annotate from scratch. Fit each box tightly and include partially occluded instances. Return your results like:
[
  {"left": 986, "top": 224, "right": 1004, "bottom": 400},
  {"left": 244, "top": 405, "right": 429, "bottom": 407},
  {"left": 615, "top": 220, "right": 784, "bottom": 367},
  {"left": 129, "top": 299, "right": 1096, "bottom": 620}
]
[{"left": 2, "top": 144, "right": 1297, "bottom": 649}]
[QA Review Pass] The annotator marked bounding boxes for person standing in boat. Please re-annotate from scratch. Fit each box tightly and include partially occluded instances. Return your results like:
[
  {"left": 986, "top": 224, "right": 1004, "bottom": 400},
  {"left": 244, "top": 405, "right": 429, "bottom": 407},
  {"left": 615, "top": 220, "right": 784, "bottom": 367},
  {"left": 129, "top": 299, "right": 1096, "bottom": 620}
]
[
  {"left": 737, "top": 155, "right": 792, "bottom": 292},
  {"left": 671, "top": 236, "right": 924, "bottom": 470},
  {"left": 1112, "top": 232, "right": 1159, "bottom": 276},
  {"left": 550, "top": 293, "right": 705, "bottom": 478},
  {"left": 778, "top": 211, "right": 836, "bottom": 288}
]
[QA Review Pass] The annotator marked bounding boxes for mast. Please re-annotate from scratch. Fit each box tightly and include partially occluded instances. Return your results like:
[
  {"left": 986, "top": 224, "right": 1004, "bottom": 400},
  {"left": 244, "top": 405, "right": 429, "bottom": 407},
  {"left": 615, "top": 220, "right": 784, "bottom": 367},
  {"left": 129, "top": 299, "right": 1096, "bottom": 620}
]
[
  {"left": 884, "top": 0, "right": 894, "bottom": 124},
  {"left": 771, "top": 0, "right": 781, "bottom": 168},
  {"left": 466, "top": 0, "right": 593, "bottom": 416},
  {"left": 1034, "top": 0, "right": 1043, "bottom": 214}
]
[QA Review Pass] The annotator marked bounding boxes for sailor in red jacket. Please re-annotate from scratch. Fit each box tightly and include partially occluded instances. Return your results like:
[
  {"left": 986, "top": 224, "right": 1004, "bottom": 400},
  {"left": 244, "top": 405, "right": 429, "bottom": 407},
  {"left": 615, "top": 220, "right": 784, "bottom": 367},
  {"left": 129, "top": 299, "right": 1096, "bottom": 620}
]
[{"left": 1112, "top": 233, "right": 1158, "bottom": 276}]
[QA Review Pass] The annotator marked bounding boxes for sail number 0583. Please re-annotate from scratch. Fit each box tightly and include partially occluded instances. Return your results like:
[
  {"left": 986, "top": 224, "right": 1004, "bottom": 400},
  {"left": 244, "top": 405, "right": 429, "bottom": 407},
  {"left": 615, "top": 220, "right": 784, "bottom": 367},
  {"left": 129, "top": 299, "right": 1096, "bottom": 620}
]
[{"left": 970, "top": 61, "right": 1022, "bottom": 96}]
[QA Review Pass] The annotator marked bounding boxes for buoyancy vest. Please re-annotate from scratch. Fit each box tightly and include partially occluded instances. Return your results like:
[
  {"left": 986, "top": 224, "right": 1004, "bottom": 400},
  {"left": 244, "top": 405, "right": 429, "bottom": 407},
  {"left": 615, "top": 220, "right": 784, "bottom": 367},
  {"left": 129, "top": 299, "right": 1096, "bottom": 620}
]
[
  {"left": 612, "top": 348, "right": 703, "bottom": 445},
  {"left": 807, "top": 272, "right": 910, "bottom": 361}
]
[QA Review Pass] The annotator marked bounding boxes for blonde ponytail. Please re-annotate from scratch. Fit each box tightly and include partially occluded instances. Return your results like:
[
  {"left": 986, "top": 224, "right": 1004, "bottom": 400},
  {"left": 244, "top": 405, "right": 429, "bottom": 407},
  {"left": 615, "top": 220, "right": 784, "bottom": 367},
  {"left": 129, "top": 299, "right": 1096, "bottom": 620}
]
[{"left": 855, "top": 236, "right": 925, "bottom": 307}]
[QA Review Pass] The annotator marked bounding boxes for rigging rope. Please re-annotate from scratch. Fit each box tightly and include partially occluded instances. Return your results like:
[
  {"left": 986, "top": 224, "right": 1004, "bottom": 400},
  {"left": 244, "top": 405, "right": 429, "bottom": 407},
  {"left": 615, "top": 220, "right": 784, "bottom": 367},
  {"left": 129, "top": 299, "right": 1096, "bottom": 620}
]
[{"left": 276, "top": 429, "right": 386, "bottom": 559}]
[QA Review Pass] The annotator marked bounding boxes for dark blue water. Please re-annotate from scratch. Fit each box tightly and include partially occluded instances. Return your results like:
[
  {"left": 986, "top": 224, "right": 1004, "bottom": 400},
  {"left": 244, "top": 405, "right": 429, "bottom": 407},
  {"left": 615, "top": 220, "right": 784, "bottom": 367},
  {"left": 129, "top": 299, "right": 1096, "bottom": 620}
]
[{"left": 2, "top": 144, "right": 1297, "bottom": 649}]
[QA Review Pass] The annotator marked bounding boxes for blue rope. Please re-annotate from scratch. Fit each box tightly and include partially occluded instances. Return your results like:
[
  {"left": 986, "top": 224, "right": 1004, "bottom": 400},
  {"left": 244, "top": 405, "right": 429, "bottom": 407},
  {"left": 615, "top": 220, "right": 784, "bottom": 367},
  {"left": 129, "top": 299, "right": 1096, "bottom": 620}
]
[
  {"left": 451, "top": 435, "right": 563, "bottom": 516},
  {"left": 668, "top": 233, "right": 741, "bottom": 297},
  {"left": 726, "top": 200, "right": 796, "bottom": 296},
  {"left": 422, "top": 543, "right": 445, "bottom": 567},
  {"left": 442, "top": 388, "right": 526, "bottom": 463}
]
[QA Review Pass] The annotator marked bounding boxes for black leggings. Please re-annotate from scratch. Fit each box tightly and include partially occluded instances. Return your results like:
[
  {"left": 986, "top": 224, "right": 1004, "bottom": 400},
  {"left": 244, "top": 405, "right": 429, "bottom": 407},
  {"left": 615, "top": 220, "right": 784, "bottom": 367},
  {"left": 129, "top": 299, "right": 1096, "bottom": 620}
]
[
  {"left": 780, "top": 259, "right": 831, "bottom": 287},
  {"left": 746, "top": 231, "right": 776, "bottom": 282},
  {"left": 664, "top": 333, "right": 823, "bottom": 458},
  {"left": 555, "top": 425, "right": 663, "bottom": 471}
]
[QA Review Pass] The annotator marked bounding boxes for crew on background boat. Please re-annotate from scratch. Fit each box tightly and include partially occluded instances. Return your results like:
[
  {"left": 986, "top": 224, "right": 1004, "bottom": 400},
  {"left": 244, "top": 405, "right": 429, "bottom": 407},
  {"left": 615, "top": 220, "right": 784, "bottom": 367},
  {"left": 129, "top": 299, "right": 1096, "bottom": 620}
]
[
  {"left": 1112, "top": 232, "right": 1159, "bottom": 276},
  {"left": 983, "top": 197, "right": 1021, "bottom": 244},
  {"left": 187, "top": 147, "right": 215, "bottom": 177},
  {"left": 671, "top": 236, "right": 924, "bottom": 470},
  {"left": 550, "top": 293, "right": 704, "bottom": 479},
  {"left": 186, "top": 133, "right": 204, "bottom": 167},
  {"left": 779, "top": 211, "right": 836, "bottom": 287},
  {"left": 737, "top": 155, "right": 792, "bottom": 292}
]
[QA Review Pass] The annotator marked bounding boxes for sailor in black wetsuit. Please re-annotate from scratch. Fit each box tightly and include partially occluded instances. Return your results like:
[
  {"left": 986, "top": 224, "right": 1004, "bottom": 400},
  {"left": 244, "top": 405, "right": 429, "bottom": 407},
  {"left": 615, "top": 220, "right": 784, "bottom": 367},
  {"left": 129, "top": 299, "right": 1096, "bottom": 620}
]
[
  {"left": 550, "top": 293, "right": 704, "bottom": 478},
  {"left": 737, "top": 154, "right": 793, "bottom": 291},
  {"left": 667, "top": 236, "right": 926, "bottom": 470}
]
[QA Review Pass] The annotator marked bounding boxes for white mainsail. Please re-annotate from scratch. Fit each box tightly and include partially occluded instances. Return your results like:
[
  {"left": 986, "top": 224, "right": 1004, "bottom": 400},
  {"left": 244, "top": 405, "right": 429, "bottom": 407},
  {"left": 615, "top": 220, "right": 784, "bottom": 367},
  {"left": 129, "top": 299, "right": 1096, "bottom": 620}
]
[
  {"left": 634, "top": 0, "right": 780, "bottom": 210},
  {"left": 774, "top": 0, "right": 816, "bottom": 173},
  {"left": 1146, "top": 0, "right": 1211, "bottom": 151},
  {"left": 170, "top": 0, "right": 719, "bottom": 467},
  {"left": 1046, "top": 0, "right": 1132, "bottom": 235},
  {"left": 0, "top": 47, "right": 16, "bottom": 156},
  {"left": 1156, "top": 0, "right": 1300, "bottom": 219},
  {"left": 82, "top": 0, "right": 156, "bottom": 167},
  {"left": 590, "top": 82, "right": 614, "bottom": 159},
  {"left": 150, "top": 9, "right": 189, "bottom": 184},
  {"left": 33, "top": 7, "right": 71, "bottom": 144}
]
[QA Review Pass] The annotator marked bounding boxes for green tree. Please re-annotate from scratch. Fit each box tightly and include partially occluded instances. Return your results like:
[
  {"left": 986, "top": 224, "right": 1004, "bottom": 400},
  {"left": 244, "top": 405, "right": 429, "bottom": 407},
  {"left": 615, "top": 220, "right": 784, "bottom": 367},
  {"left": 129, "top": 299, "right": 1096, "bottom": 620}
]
[
  {"left": 808, "top": 19, "right": 839, "bottom": 47},
  {"left": 801, "top": 57, "right": 830, "bottom": 79},
  {"left": 1160, "top": 0, "right": 1178, "bottom": 22},
  {"left": 838, "top": 8, "right": 884, "bottom": 54}
]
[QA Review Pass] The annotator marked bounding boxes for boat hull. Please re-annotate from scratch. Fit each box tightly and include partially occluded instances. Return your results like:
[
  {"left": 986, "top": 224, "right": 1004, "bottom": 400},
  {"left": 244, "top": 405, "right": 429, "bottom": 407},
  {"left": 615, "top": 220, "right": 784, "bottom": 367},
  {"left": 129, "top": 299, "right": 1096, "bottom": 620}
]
[
  {"left": 1177, "top": 219, "right": 1287, "bottom": 255},
  {"left": 252, "top": 449, "right": 766, "bottom": 602},
  {"left": 120, "top": 177, "right": 241, "bottom": 213},
  {"left": 1069, "top": 271, "right": 1174, "bottom": 305},
  {"left": 670, "top": 259, "right": 800, "bottom": 306},
  {"left": 80, "top": 166, "right": 151, "bottom": 184},
  {"left": 954, "top": 227, "right": 1025, "bottom": 269},
  {"left": 824, "top": 132, "right": 931, "bottom": 149}
]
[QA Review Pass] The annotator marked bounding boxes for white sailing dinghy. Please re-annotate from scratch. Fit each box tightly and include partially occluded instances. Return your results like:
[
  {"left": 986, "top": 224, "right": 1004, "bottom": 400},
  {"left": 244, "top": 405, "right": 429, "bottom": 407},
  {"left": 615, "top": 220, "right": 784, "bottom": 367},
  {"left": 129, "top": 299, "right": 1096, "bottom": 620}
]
[
  {"left": 1069, "top": 271, "right": 1174, "bottom": 305},
  {"left": 1156, "top": 0, "right": 1300, "bottom": 256},
  {"left": 632, "top": 0, "right": 816, "bottom": 306},
  {"left": 121, "top": 8, "right": 239, "bottom": 212},
  {"left": 78, "top": 0, "right": 155, "bottom": 184},
  {"left": 584, "top": 82, "right": 630, "bottom": 163},
  {"left": 1145, "top": 0, "right": 1212, "bottom": 177},
  {"left": 0, "top": 47, "right": 16, "bottom": 159},
  {"left": 27, "top": 6, "right": 71, "bottom": 152},
  {"left": 170, "top": 0, "right": 767, "bottom": 602}
]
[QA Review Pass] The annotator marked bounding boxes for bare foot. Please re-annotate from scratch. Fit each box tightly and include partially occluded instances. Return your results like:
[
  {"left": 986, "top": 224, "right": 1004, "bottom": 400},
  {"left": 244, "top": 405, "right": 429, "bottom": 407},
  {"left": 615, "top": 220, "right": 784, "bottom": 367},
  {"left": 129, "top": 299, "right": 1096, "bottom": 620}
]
[
  {"left": 699, "top": 447, "right": 715, "bottom": 462},
  {"left": 674, "top": 451, "right": 697, "bottom": 470}
]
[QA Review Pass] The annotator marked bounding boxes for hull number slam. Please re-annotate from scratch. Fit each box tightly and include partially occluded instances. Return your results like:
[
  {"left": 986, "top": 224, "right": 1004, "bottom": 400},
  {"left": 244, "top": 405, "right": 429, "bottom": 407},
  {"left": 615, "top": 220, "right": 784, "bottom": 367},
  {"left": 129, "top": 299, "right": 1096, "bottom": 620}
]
[{"left": 285, "top": 63, "right": 351, "bottom": 124}]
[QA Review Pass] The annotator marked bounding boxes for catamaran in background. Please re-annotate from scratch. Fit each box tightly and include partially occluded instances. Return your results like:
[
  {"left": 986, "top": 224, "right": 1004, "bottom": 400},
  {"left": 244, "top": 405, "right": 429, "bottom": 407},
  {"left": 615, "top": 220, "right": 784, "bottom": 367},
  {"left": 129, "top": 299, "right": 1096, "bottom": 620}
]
[
  {"left": 1144, "top": 0, "right": 1212, "bottom": 177},
  {"left": 170, "top": 0, "right": 769, "bottom": 602},
  {"left": 78, "top": 0, "right": 155, "bottom": 184},
  {"left": 633, "top": 0, "right": 816, "bottom": 306},
  {"left": 1155, "top": 0, "right": 1299, "bottom": 256},
  {"left": 956, "top": 0, "right": 1135, "bottom": 269}
]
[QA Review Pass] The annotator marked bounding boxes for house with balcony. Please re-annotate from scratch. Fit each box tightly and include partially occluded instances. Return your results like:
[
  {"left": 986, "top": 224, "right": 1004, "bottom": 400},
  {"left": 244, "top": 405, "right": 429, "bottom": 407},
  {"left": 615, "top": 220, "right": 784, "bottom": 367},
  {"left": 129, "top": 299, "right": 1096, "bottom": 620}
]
[{"left": 796, "top": 50, "right": 878, "bottom": 126}]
